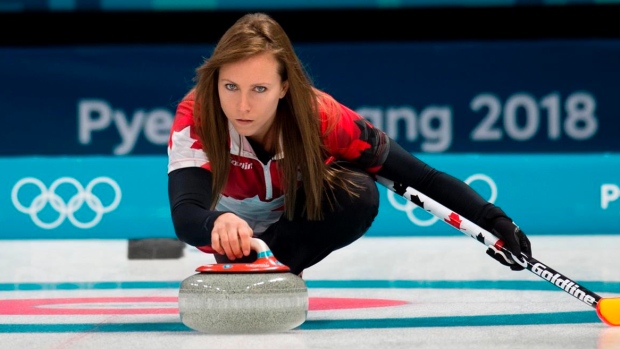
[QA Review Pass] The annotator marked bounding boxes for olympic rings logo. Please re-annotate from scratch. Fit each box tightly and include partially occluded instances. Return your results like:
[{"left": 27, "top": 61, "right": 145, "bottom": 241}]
[
  {"left": 387, "top": 174, "right": 498, "bottom": 227},
  {"left": 11, "top": 177, "right": 122, "bottom": 229}
]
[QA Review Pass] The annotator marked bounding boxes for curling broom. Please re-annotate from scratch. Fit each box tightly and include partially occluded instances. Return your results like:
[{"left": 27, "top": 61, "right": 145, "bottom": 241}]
[{"left": 376, "top": 175, "right": 620, "bottom": 326}]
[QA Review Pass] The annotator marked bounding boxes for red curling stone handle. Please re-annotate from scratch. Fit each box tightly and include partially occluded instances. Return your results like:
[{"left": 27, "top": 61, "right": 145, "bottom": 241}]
[{"left": 195, "top": 238, "right": 291, "bottom": 273}]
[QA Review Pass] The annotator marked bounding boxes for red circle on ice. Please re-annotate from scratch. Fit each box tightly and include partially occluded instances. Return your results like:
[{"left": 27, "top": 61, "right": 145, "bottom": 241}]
[{"left": 0, "top": 297, "right": 409, "bottom": 315}]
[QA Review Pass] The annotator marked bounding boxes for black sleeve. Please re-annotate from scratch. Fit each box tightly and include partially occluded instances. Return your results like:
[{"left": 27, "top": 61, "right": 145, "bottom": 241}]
[
  {"left": 167, "top": 167, "right": 228, "bottom": 247},
  {"left": 376, "top": 138, "right": 510, "bottom": 231}
]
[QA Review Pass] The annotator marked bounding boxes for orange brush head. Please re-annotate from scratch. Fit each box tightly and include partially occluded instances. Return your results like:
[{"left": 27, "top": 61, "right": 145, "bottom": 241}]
[{"left": 597, "top": 297, "right": 620, "bottom": 326}]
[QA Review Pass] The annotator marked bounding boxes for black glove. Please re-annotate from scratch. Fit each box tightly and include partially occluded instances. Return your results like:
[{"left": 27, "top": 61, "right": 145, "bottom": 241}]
[{"left": 485, "top": 217, "right": 532, "bottom": 271}]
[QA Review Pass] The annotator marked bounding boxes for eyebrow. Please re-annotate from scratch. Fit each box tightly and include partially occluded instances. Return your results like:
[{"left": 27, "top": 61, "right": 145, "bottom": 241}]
[{"left": 220, "top": 78, "right": 273, "bottom": 86}]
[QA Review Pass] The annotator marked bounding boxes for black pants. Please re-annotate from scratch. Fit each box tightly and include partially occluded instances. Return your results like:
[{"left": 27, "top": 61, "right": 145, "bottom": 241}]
[{"left": 214, "top": 164, "right": 380, "bottom": 275}]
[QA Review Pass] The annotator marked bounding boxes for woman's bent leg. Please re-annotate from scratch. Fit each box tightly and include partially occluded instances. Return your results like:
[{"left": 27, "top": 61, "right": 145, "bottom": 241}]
[{"left": 259, "top": 165, "right": 379, "bottom": 275}]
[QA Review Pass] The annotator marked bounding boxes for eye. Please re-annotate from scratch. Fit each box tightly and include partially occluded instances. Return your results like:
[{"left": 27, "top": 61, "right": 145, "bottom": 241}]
[
  {"left": 224, "top": 83, "right": 237, "bottom": 91},
  {"left": 254, "top": 86, "right": 267, "bottom": 93}
]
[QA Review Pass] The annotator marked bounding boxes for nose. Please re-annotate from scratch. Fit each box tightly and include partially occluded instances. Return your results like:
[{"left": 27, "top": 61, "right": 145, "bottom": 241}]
[{"left": 238, "top": 92, "right": 251, "bottom": 113}]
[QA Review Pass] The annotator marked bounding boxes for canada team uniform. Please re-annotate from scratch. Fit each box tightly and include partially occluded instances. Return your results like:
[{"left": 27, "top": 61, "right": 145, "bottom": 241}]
[{"left": 168, "top": 90, "right": 389, "bottom": 235}]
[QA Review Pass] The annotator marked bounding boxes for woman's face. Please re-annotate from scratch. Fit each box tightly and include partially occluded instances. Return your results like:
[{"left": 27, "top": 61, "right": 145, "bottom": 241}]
[{"left": 218, "top": 52, "right": 289, "bottom": 145}]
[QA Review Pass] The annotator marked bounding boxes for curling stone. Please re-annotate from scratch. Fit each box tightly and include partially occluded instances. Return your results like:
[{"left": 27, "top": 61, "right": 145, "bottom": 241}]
[{"left": 178, "top": 238, "right": 308, "bottom": 334}]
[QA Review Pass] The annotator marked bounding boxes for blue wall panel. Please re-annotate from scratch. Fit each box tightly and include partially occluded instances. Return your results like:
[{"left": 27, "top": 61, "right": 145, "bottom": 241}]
[
  {"left": 1, "top": 154, "right": 618, "bottom": 239},
  {"left": 1, "top": 41, "right": 619, "bottom": 156}
]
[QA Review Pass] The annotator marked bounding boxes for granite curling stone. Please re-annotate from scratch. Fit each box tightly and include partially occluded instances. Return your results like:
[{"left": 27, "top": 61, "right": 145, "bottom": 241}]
[{"left": 178, "top": 238, "right": 308, "bottom": 334}]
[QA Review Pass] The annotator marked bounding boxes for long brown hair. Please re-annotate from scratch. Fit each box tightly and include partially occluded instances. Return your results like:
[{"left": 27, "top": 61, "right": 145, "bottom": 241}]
[{"left": 193, "top": 12, "right": 360, "bottom": 220}]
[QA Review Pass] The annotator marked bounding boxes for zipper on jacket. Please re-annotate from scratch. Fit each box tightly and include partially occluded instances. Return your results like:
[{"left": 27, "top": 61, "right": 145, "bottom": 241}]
[{"left": 263, "top": 160, "right": 273, "bottom": 200}]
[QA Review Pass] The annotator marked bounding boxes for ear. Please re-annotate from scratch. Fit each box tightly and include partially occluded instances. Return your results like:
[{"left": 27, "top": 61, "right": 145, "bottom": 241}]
[{"left": 279, "top": 81, "right": 289, "bottom": 99}]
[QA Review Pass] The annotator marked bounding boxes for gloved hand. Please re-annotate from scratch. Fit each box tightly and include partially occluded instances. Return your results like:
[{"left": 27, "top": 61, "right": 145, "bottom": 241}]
[{"left": 486, "top": 217, "right": 532, "bottom": 271}]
